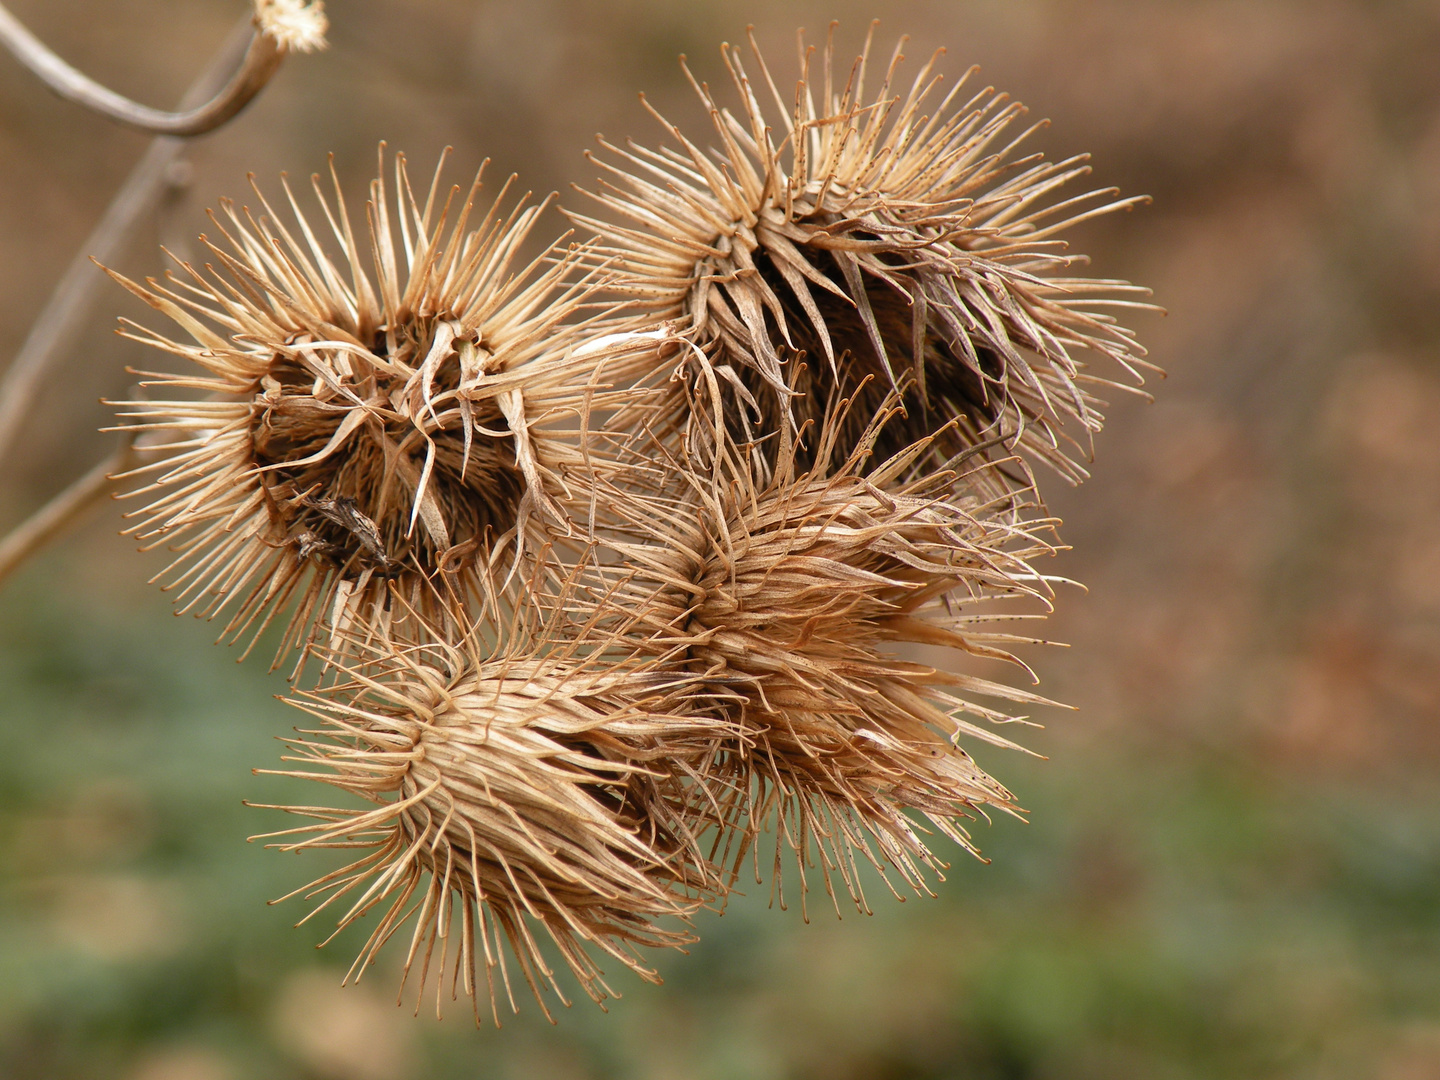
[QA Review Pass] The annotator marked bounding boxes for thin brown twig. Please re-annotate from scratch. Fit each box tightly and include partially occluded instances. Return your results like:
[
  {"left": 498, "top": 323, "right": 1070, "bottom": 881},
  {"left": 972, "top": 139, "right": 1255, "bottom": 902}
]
[
  {"left": 0, "top": 440, "right": 133, "bottom": 588},
  {"left": 0, "top": 14, "right": 304, "bottom": 590},
  {"left": 0, "top": 4, "right": 283, "bottom": 136},
  {"left": 0, "top": 17, "right": 256, "bottom": 469}
]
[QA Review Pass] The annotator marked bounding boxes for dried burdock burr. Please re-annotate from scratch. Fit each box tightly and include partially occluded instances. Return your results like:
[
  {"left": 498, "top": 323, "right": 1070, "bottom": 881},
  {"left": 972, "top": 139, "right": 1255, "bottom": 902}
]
[
  {"left": 571, "top": 25, "right": 1157, "bottom": 487},
  {"left": 582, "top": 392, "right": 1066, "bottom": 914},
  {"left": 61, "top": 13, "right": 1165, "bottom": 1027},
  {"left": 251, "top": 598, "right": 737, "bottom": 1024},
  {"left": 106, "top": 147, "right": 655, "bottom": 664}
]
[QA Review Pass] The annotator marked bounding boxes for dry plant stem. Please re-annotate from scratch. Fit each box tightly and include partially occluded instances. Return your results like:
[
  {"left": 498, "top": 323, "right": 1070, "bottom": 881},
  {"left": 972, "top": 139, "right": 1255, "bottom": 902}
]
[
  {"left": 0, "top": 18, "right": 257, "bottom": 468},
  {"left": 0, "top": 441, "right": 132, "bottom": 587},
  {"left": 0, "top": 5, "right": 282, "bottom": 136}
]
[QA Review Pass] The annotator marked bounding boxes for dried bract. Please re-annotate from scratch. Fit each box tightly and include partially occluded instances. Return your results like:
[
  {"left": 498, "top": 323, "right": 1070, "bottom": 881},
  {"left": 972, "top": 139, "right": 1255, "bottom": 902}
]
[
  {"left": 108, "top": 149, "right": 649, "bottom": 663},
  {"left": 585, "top": 400, "right": 1066, "bottom": 913},
  {"left": 254, "top": 629, "right": 732, "bottom": 1023},
  {"left": 572, "top": 26, "right": 1157, "bottom": 486},
  {"left": 254, "top": 0, "right": 329, "bottom": 53}
]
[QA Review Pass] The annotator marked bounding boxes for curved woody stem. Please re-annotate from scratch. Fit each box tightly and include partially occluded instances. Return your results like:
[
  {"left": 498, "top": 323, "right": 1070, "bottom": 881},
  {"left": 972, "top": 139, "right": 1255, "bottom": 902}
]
[
  {"left": 0, "top": 4, "right": 285, "bottom": 136},
  {"left": 0, "top": 18, "right": 257, "bottom": 470},
  {"left": 0, "top": 6, "right": 325, "bottom": 589},
  {"left": 0, "top": 440, "right": 133, "bottom": 588}
]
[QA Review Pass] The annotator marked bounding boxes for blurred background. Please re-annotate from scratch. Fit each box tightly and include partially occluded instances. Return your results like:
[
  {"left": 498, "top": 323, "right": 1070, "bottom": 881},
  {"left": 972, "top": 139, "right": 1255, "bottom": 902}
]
[{"left": 1, "top": 0, "right": 1438, "bottom": 1077}]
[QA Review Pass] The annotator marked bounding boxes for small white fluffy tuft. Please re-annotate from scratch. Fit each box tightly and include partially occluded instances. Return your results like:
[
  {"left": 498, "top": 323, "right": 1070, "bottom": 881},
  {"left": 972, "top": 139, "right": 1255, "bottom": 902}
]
[{"left": 253, "top": 0, "right": 329, "bottom": 53}]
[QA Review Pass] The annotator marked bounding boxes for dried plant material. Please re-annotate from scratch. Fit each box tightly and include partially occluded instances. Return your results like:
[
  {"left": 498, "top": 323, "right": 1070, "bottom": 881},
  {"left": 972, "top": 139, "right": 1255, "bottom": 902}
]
[
  {"left": 584, "top": 394, "right": 1067, "bottom": 914},
  {"left": 0, "top": 5, "right": 294, "bottom": 138},
  {"left": 571, "top": 25, "right": 1158, "bottom": 486},
  {"left": 254, "top": 0, "right": 329, "bottom": 53},
  {"left": 107, "top": 148, "right": 654, "bottom": 664},
  {"left": 32, "top": 17, "right": 1167, "bottom": 1027},
  {"left": 252, "top": 623, "right": 734, "bottom": 1025}
]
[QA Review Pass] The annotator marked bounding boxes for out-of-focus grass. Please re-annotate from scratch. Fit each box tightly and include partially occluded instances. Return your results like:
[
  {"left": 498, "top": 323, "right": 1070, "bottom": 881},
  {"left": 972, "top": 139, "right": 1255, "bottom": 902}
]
[{"left": 2, "top": 544, "right": 1437, "bottom": 1080}]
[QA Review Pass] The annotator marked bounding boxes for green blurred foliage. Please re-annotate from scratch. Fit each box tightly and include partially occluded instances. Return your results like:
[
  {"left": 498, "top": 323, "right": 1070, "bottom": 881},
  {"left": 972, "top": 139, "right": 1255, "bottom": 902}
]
[{"left": 1, "top": 549, "right": 1437, "bottom": 1079}]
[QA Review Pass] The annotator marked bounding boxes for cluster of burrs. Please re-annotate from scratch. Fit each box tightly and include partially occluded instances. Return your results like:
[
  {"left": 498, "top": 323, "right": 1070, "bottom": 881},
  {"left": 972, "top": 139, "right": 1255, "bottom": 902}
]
[{"left": 106, "top": 28, "right": 1155, "bottom": 1023}]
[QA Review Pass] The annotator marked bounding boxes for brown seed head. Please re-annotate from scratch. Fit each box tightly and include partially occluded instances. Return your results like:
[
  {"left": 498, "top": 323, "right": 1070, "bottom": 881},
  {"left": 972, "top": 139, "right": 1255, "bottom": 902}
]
[
  {"left": 570, "top": 26, "right": 1158, "bottom": 486},
  {"left": 583, "top": 398, "right": 1067, "bottom": 914},
  {"left": 107, "top": 147, "right": 655, "bottom": 665},
  {"left": 253, "top": 0, "right": 329, "bottom": 53},
  {"left": 253, "top": 630, "right": 734, "bottom": 1024}
]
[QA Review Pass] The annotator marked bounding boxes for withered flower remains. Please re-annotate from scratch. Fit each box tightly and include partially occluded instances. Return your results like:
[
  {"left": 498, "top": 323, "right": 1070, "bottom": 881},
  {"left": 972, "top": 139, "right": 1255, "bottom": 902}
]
[
  {"left": 90, "top": 24, "right": 1156, "bottom": 1023},
  {"left": 573, "top": 27, "right": 1156, "bottom": 484},
  {"left": 586, "top": 397, "right": 1064, "bottom": 913},
  {"left": 255, "top": 621, "right": 733, "bottom": 1022},
  {"left": 110, "top": 150, "right": 648, "bottom": 662}
]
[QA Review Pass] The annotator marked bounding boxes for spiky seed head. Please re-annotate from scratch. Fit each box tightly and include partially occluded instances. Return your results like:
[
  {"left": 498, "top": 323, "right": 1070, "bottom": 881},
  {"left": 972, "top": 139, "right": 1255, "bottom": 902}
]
[
  {"left": 584, "top": 399, "right": 1066, "bottom": 914},
  {"left": 570, "top": 26, "right": 1158, "bottom": 487},
  {"left": 108, "top": 148, "right": 653, "bottom": 664},
  {"left": 254, "top": 0, "right": 329, "bottom": 53},
  {"left": 253, "top": 635, "right": 734, "bottom": 1024}
]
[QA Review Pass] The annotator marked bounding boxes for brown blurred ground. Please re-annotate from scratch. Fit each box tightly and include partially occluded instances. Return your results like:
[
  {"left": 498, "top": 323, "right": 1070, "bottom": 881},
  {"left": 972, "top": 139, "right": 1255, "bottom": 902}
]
[{"left": 0, "top": 2, "right": 1437, "bottom": 1079}]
